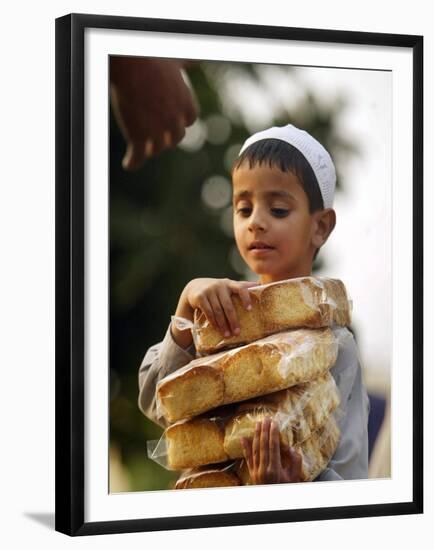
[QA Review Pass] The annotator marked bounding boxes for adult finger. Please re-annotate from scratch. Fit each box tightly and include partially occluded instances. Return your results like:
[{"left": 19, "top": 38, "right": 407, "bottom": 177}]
[
  {"left": 169, "top": 116, "right": 187, "bottom": 147},
  {"left": 163, "top": 130, "right": 173, "bottom": 148},
  {"left": 144, "top": 138, "right": 154, "bottom": 158},
  {"left": 149, "top": 132, "right": 167, "bottom": 157},
  {"left": 122, "top": 141, "right": 146, "bottom": 171},
  {"left": 208, "top": 292, "right": 231, "bottom": 337},
  {"left": 183, "top": 92, "right": 199, "bottom": 127},
  {"left": 217, "top": 286, "right": 240, "bottom": 336}
]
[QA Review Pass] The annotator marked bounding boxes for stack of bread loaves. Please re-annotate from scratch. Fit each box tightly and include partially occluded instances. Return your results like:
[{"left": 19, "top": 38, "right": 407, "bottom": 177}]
[{"left": 147, "top": 277, "right": 352, "bottom": 489}]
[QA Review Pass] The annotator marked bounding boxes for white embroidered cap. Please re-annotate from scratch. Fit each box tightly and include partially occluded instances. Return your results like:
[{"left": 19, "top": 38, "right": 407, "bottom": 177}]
[{"left": 238, "top": 124, "right": 336, "bottom": 209}]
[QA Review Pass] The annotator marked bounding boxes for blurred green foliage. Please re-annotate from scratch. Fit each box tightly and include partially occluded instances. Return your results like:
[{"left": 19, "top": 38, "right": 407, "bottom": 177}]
[{"left": 109, "top": 60, "right": 357, "bottom": 492}]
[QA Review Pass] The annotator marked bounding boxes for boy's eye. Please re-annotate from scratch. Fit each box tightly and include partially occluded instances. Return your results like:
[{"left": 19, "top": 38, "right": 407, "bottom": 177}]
[
  {"left": 271, "top": 208, "right": 289, "bottom": 217},
  {"left": 236, "top": 207, "right": 252, "bottom": 216}
]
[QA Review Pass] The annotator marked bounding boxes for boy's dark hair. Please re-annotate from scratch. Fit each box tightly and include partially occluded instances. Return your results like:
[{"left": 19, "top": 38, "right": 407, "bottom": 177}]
[
  {"left": 232, "top": 138, "right": 324, "bottom": 213},
  {"left": 232, "top": 138, "right": 326, "bottom": 261}
]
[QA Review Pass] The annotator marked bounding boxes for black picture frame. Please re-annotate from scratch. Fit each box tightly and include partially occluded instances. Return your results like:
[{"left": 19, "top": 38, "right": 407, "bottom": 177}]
[{"left": 55, "top": 13, "right": 423, "bottom": 536}]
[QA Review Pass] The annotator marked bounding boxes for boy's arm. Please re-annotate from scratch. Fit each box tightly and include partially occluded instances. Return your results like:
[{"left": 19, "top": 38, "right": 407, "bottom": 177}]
[
  {"left": 137, "top": 276, "right": 253, "bottom": 429},
  {"left": 137, "top": 322, "right": 196, "bottom": 429},
  {"left": 315, "top": 328, "right": 370, "bottom": 481}
]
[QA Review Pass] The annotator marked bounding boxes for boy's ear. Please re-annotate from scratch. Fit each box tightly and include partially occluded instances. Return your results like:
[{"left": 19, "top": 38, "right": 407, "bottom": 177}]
[{"left": 311, "top": 208, "right": 336, "bottom": 248}]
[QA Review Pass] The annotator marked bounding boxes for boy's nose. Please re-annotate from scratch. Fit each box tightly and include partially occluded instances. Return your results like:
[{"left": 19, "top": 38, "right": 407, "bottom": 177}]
[{"left": 248, "top": 214, "right": 267, "bottom": 232}]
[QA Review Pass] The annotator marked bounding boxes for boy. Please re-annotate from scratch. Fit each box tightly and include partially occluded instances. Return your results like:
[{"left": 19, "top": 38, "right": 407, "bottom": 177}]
[{"left": 138, "top": 124, "right": 370, "bottom": 484}]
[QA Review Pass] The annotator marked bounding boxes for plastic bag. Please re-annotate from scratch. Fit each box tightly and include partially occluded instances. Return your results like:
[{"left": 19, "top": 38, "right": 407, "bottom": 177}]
[
  {"left": 156, "top": 326, "right": 339, "bottom": 423},
  {"left": 148, "top": 371, "right": 341, "bottom": 470},
  {"left": 237, "top": 415, "right": 341, "bottom": 483},
  {"left": 174, "top": 461, "right": 241, "bottom": 489},
  {"left": 191, "top": 276, "right": 352, "bottom": 355},
  {"left": 173, "top": 416, "right": 341, "bottom": 488},
  {"left": 156, "top": 327, "right": 340, "bottom": 424},
  {"left": 225, "top": 370, "right": 341, "bottom": 458}
]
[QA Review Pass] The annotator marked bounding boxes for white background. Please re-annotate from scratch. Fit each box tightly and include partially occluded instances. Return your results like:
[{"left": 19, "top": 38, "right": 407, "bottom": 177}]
[
  {"left": 0, "top": 0, "right": 431, "bottom": 548},
  {"left": 86, "top": 28, "right": 413, "bottom": 521}
]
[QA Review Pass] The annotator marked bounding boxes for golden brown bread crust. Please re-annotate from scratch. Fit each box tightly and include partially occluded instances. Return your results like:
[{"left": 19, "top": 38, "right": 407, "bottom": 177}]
[
  {"left": 157, "top": 364, "right": 225, "bottom": 423},
  {"left": 156, "top": 328, "right": 338, "bottom": 423},
  {"left": 301, "top": 415, "right": 341, "bottom": 480},
  {"left": 163, "top": 372, "right": 340, "bottom": 469},
  {"left": 174, "top": 466, "right": 241, "bottom": 489},
  {"left": 173, "top": 417, "right": 340, "bottom": 488},
  {"left": 166, "top": 417, "right": 228, "bottom": 470},
  {"left": 193, "top": 277, "right": 351, "bottom": 354}
]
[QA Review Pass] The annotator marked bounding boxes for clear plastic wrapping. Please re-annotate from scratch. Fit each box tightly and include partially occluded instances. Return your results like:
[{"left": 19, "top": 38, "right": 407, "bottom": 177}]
[
  {"left": 156, "top": 327, "right": 338, "bottom": 424},
  {"left": 191, "top": 276, "right": 352, "bottom": 355},
  {"left": 173, "top": 416, "right": 341, "bottom": 489},
  {"left": 174, "top": 462, "right": 241, "bottom": 489},
  {"left": 147, "top": 413, "right": 228, "bottom": 471},
  {"left": 237, "top": 414, "right": 341, "bottom": 483},
  {"left": 148, "top": 371, "right": 341, "bottom": 470},
  {"left": 225, "top": 370, "right": 341, "bottom": 458}
]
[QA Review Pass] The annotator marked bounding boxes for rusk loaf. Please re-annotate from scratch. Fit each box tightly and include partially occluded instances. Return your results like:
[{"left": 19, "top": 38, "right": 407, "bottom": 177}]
[
  {"left": 174, "top": 416, "right": 341, "bottom": 489},
  {"left": 161, "top": 372, "right": 340, "bottom": 470},
  {"left": 174, "top": 466, "right": 241, "bottom": 489},
  {"left": 237, "top": 415, "right": 341, "bottom": 484},
  {"left": 193, "top": 276, "right": 351, "bottom": 354},
  {"left": 165, "top": 416, "right": 228, "bottom": 470},
  {"left": 156, "top": 327, "right": 338, "bottom": 423},
  {"left": 224, "top": 371, "right": 340, "bottom": 460}
]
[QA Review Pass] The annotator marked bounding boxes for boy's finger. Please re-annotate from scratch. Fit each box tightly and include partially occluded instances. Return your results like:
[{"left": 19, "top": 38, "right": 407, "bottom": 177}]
[
  {"left": 252, "top": 421, "right": 261, "bottom": 472},
  {"left": 288, "top": 447, "right": 303, "bottom": 482},
  {"left": 208, "top": 293, "right": 231, "bottom": 337},
  {"left": 228, "top": 280, "right": 256, "bottom": 310},
  {"left": 259, "top": 418, "right": 270, "bottom": 470},
  {"left": 269, "top": 421, "right": 281, "bottom": 473},
  {"left": 241, "top": 437, "right": 253, "bottom": 471},
  {"left": 217, "top": 287, "right": 240, "bottom": 336},
  {"left": 198, "top": 295, "right": 217, "bottom": 330},
  {"left": 235, "top": 286, "right": 253, "bottom": 311},
  {"left": 280, "top": 442, "right": 292, "bottom": 463},
  {"left": 238, "top": 280, "right": 258, "bottom": 288}
]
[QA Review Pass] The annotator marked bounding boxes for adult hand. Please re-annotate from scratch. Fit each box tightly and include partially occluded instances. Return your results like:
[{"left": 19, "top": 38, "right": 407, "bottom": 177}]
[
  {"left": 110, "top": 57, "right": 199, "bottom": 170},
  {"left": 241, "top": 417, "right": 303, "bottom": 484}
]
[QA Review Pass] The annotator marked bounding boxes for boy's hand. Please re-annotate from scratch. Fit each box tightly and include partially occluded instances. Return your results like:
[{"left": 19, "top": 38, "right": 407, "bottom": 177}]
[
  {"left": 241, "top": 417, "right": 303, "bottom": 484},
  {"left": 171, "top": 277, "right": 257, "bottom": 350},
  {"left": 183, "top": 278, "right": 257, "bottom": 337}
]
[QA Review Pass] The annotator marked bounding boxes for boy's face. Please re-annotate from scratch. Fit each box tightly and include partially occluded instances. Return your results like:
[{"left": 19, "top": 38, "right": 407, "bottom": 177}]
[{"left": 232, "top": 162, "right": 318, "bottom": 284}]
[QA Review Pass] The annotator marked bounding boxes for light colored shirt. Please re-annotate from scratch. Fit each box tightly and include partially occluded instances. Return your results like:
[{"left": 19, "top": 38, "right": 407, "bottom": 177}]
[{"left": 138, "top": 324, "right": 370, "bottom": 481}]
